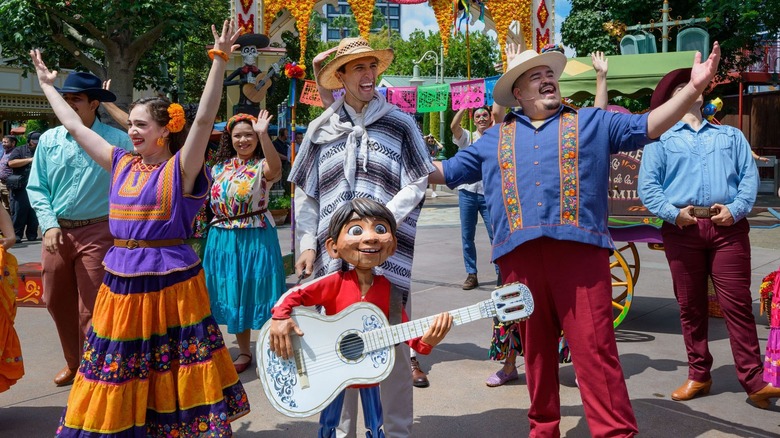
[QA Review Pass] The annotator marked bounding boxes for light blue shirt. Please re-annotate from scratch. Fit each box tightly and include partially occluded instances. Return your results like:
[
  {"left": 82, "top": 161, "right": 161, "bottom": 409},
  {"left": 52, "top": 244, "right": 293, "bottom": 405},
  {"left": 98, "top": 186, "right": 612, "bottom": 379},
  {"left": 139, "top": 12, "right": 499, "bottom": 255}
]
[
  {"left": 27, "top": 120, "right": 133, "bottom": 233},
  {"left": 638, "top": 120, "right": 758, "bottom": 224}
]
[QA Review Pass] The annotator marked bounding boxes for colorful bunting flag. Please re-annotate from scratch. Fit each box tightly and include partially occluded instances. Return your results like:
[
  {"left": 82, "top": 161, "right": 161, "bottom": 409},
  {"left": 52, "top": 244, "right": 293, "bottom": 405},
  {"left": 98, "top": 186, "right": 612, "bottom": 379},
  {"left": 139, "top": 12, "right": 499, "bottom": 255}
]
[
  {"left": 416, "top": 84, "right": 449, "bottom": 113},
  {"left": 450, "top": 79, "right": 486, "bottom": 110},
  {"left": 299, "top": 80, "right": 322, "bottom": 106},
  {"left": 484, "top": 75, "right": 500, "bottom": 106},
  {"left": 387, "top": 87, "right": 417, "bottom": 113}
]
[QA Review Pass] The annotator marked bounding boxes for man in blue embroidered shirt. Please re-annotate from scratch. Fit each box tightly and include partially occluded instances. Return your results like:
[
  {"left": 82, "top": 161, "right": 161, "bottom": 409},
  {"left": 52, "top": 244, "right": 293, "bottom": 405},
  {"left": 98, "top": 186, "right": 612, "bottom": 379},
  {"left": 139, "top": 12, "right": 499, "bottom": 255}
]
[
  {"left": 27, "top": 72, "right": 133, "bottom": 386},
  {"left": 638, "top": 68, "right": 780, "bottom": 410},
  {"left": 429, "top": 44, "right": 721, "bottom": 436}
]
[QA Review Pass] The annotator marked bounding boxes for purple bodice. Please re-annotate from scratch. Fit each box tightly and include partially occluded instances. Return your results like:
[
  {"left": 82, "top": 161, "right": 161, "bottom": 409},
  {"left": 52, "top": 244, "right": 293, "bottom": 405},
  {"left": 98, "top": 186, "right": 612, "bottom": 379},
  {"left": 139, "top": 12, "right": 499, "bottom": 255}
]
[{"left": 102, "top": 148, "right": 210, "bottom": 276}]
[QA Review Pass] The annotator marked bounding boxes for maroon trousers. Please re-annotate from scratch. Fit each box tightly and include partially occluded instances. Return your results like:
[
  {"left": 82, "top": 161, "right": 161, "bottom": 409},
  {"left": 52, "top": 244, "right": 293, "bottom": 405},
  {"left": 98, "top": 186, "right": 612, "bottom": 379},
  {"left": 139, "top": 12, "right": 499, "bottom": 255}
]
[
  {"left": 496, "top": 238, "right": 637, "bottom": 438},
  {"left": 661, "top": 218, "right": 765, "bottom": 394},
  {"left": 42, "top": 221, "right": 113, "bottom": 369}
]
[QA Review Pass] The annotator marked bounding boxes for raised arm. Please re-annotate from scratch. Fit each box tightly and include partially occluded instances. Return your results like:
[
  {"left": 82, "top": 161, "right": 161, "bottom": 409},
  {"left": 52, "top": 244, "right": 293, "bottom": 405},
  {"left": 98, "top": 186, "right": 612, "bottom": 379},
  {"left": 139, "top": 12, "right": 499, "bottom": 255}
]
[
  {"left": 451, "top": 108, "right": 467, "bottom": 141},
  {"left": 647, "top": 42, "right": 721, "bottom": 139},
  {"left": 492, "top": 42, "right": 522, "bottom": 120},
  {"left": 30, "top": 50, "right": 113, "bottom": 171},
  {"left": 255, "top": 109, "right": 282, "bottom": 182},
  {"left": 180, "top": 20, "right": 240, "bottom": 193},
  {"left": 313, "top": 46, "right": 339, "bottom": 108},
  {"left": 101, "top": 80, "right": 130, "bottom": 130},
  {"left": 591, "top": 51, "right": 609, "bottom": 110}
]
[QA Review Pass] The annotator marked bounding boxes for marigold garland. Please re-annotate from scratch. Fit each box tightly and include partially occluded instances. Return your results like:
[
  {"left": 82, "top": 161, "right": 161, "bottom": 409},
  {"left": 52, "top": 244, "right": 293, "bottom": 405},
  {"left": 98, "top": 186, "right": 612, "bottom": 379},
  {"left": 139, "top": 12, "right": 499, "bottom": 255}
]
[
  {"left": 286, "top": 0, "right": 317, "bottom": 64},
  {"left": 284, "top": 62, "right": 306, "bottom": 79},
  {"left": 166, "top": 103, "right": 186, "bottom": 133},
  {"left": 487, "top": 0, "right": 533, "bottom": 70},
  {"left": 760, "top": 271, "right": 777, "bottom": 316},
  {"left": 429, "top": 0, "right": 453, "bottom": 56},
  {"left": 348, "top": 0, "right": 375, "bottom": 41},
  {"left": 263, "top": 0, "right": 285, "bottom": 36}
]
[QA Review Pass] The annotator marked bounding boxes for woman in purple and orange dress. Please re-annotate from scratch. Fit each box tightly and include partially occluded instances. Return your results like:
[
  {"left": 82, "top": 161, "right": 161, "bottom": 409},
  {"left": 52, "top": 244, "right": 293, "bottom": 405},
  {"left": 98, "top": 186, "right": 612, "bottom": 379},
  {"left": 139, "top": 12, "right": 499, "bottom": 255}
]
[{"left": 32, "top": 20, "right": 249, "bottom": 436}]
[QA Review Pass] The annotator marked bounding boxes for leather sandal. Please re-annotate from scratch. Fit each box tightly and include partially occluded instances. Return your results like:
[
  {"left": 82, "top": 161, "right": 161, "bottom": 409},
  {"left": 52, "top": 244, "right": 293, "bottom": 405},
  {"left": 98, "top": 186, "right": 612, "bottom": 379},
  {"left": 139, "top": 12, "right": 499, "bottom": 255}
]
[{"left": 233, "top": 353, "right": 253, "bottom": 374}]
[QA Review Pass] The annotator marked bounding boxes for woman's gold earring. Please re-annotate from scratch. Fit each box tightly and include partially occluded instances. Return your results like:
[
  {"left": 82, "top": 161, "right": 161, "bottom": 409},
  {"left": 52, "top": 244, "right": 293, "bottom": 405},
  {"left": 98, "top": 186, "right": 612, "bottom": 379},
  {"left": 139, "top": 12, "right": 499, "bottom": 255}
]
[{"left": 157, "top": 137, "right": 166, "bottom": 147}]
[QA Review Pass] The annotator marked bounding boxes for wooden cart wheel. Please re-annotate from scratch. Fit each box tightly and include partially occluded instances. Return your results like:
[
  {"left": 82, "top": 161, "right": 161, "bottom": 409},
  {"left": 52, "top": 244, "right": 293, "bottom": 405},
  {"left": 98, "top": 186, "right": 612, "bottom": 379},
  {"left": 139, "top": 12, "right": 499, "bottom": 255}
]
[
  {"left": 614, "top": 241, "right": 640, "bottom": 287},
  {"left": 610, "top": 249, "right": 634, "bottom": 329}
]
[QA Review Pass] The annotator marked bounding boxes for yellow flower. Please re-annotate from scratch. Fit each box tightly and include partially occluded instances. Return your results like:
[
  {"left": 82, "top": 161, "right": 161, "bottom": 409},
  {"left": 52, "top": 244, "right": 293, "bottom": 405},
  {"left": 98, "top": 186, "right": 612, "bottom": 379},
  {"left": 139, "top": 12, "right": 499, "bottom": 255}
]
[{"left": 236, "top": 179, "right": 251, "bottom": 197}]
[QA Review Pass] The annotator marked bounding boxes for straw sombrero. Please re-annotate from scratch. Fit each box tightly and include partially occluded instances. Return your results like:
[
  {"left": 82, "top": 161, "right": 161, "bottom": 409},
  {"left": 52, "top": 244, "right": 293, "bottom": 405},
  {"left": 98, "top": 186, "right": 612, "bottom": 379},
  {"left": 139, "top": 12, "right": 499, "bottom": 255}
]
[
  {"left": 493, "top": 50, "right": 566, "bottom": 107},
  {"left": 317, "top": 37, "right": 394, "bottom": 90}
]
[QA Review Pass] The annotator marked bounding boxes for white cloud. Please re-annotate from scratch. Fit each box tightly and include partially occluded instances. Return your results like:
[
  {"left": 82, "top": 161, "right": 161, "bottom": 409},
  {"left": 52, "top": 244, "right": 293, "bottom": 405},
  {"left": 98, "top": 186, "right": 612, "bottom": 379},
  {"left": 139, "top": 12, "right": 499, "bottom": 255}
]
[{"left": 400, "top": 5, "right": 438, "bottom": 38}]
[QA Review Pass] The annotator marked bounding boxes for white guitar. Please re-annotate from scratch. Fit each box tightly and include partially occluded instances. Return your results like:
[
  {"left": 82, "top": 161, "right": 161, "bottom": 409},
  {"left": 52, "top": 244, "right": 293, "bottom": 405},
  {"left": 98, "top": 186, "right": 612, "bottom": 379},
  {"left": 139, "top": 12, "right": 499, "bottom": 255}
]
[{"left": 256, "top": 282, "right": 534, "bottom": 417}]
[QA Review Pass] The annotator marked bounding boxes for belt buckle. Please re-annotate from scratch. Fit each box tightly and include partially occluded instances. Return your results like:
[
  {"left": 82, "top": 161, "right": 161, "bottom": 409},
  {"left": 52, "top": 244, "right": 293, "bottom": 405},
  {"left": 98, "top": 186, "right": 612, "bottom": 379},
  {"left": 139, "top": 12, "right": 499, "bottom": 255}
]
[
  {"left": 126, "top": 239, "right": 139, "bottom": 250},
  {"left": 693, "top": 207, "right": 712, "bottom": 218}
]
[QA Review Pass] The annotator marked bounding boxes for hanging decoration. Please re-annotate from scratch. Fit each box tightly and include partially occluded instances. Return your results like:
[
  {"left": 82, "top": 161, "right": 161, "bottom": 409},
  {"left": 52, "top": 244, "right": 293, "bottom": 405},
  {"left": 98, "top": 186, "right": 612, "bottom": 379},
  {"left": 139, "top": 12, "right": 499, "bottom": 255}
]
[
  {"left": 348, "top": 0, "right": 376, "bottom": 41},
  {"left": 416, "top": 84, "right": 449, "bottom": 113},
  {"left": 533, "top": 0, "right": 554, "bottom": 52},
  {"left": 332, "top": 88, "right": 347, "bottom": 101},
  {"left": 450, "top": 79, "right": 485, "bottom": 110},
  {"left": 387, "top": 87, "right": 418, "bottom": 113},
  {"left": 299, "top": 80, "right": 323, "bottom": 106},
  {"left": 236, "top": 0, "right": 258, "bottom": 34},
  {"left": 487, "top": 0, "right": 532, "bottom": 68},
  {"left": 483, "top": 75, "right": 500, "bottom": 106},
  {"left": 262, "top": 0, "right": 285, "bottom": 35},
  {"left": 429, "top": 0, "right": 454, "bottom": 56}
]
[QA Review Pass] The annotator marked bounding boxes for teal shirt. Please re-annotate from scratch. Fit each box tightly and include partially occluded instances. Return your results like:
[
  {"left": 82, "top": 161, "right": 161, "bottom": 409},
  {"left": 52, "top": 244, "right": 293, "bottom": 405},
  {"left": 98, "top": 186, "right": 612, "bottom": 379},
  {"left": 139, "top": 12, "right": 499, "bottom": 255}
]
[{"left": 27, "top": 120, "right": 133, "bottom": 234}]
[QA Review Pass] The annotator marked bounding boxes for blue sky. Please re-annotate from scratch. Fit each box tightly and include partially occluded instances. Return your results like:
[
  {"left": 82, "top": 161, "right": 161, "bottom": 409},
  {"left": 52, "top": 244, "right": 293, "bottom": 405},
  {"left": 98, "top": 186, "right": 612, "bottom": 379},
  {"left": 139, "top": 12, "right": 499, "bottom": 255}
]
[{"left": 400, "top": 0, "right": 572, "bottom": 53}]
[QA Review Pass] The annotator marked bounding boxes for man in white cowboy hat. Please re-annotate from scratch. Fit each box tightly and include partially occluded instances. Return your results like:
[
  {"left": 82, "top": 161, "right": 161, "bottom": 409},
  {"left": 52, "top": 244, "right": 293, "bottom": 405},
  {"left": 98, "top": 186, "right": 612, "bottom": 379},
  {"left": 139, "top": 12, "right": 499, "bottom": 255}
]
[
  {"left": 27, "top": 71, "right": 133, "bottom": 387},
  {"left": 429, "top": 42, "right": 722, "bottom": 436},
  {"left": 288, "top": 37, "right": 435, "bottom": 437}
]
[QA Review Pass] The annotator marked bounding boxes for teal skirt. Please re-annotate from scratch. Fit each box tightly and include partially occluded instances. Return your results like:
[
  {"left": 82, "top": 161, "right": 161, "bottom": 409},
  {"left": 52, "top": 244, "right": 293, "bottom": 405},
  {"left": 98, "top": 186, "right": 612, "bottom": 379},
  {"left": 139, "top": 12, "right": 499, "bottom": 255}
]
[{"left": 203, "top": 226, "right": 286, "bottom": 333}]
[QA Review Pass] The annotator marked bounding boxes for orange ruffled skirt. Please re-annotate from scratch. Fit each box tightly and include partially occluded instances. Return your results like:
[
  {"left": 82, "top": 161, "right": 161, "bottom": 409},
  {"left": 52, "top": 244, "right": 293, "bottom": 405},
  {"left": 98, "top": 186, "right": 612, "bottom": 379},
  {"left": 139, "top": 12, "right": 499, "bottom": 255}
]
[
  {"left": 56, "top": 266, "right": 249, "bottom": 437},
  {"left": 0, "top": 247, "right": 23, "bottom": 392}
]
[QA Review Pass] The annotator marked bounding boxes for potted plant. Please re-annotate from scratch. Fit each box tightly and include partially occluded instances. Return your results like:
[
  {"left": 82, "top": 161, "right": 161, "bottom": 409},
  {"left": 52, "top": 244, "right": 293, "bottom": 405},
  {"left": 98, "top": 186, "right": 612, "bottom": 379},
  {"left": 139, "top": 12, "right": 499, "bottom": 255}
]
[{"left": 268, "top": 194, "right": 291, "bottom": 224}]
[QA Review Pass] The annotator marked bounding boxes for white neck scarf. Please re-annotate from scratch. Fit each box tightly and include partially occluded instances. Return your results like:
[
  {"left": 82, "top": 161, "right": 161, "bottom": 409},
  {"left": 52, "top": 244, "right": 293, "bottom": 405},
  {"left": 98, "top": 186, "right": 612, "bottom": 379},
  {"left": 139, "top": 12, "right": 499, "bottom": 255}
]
[{"left": 308, "top": 91, "right": 395, "bottom": 188}]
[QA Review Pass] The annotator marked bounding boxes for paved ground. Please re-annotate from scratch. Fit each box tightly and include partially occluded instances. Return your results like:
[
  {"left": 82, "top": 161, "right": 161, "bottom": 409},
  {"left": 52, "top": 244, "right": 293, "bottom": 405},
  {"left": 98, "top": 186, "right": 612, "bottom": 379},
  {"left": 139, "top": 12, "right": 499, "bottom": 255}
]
[{"left": 2, "top": 188, "right": 780, "bottom": 437}]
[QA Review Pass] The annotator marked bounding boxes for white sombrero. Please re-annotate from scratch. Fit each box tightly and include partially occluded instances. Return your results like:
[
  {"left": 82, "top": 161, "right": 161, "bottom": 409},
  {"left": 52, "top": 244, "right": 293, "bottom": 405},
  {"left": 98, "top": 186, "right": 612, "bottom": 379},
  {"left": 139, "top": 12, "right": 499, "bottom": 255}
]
[
  {"left": 493, "top": 50, "right": 567, "bottom": 107},
  {"left": 317, "top": 37, "right": 394, "bottom": 90}
]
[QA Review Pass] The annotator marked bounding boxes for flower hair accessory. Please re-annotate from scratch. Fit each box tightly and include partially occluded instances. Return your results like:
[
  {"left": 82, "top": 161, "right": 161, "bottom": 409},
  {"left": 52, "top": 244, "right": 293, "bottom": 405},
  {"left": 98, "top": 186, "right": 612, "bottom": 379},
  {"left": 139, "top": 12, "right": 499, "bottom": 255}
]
[
  {"left": 284, "top": 62, "right": 306, "bottom": 80},
  {"left": 166, "top": 103, "right": 186, "bottom": 133},
  {"left": 226, "top": 113, "right": 258, "bottom": 133}
]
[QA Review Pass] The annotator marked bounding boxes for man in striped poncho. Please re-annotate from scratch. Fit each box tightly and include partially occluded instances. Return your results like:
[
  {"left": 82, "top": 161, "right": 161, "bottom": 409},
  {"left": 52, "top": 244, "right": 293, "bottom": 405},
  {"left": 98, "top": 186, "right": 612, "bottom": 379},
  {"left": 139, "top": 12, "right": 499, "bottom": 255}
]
[{"left": 289, "top": 37, "right": 435, "bottom": 438}]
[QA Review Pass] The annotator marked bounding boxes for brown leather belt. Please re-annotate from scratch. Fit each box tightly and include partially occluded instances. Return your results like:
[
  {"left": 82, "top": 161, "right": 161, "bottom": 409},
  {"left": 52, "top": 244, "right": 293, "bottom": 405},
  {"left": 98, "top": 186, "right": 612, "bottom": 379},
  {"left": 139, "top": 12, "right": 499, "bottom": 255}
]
[
  {"left": 58, "top": 215, "right": 109, "bottom": 229},
  {"left": 691, "top": 206, "right": 717, "bottom": 218},
  {"left": 114, "top": 238, "right": 185, "bottom": 249}
]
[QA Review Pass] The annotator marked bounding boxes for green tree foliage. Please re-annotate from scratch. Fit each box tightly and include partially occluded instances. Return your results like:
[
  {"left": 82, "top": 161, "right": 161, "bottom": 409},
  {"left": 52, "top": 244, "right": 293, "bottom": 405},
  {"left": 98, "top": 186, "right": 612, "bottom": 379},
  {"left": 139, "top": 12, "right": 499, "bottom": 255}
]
[
  {"left": 561, "top": 0, "right": 780, "bottom": 82},
  {"left": 0, "top": 0, "right": 228, "bottom": 108}
]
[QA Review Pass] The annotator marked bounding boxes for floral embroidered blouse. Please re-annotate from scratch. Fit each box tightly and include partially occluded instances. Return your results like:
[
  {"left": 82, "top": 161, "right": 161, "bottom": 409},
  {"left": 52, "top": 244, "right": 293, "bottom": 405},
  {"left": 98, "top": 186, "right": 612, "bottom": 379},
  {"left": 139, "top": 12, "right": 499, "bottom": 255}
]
[{"left": 209, "top": 156, "right": 274, "bottom": 229}]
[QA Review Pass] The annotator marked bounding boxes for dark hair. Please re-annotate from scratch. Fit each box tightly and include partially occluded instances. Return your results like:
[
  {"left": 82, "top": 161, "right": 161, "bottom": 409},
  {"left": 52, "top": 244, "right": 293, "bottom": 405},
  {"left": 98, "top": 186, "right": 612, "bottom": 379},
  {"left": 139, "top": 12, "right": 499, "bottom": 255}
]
[
  {"left": 3, "top": 135, "right": 17, "bottom": 144},
  {"left": 213, "top": 119, "right": 265, "bottom": 163},
  {"left": 328, "top": 198, "right": 397, "bottom": 243},
  {"left": 129, "top": 97, "right": 189, "bottom": 154},
  {"left": 278, "top": 127, "right": 288, "bottom": 137},
  {"left": 474, "top": 105, "right": 491, "bottom": 116},
  {"left": 182, "top": 103, "right": 199, "bottom": 127}
]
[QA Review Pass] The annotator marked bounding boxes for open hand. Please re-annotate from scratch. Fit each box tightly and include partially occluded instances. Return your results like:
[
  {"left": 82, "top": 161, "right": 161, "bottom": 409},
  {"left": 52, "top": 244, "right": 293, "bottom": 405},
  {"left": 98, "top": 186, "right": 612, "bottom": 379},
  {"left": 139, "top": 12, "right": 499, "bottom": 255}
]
[
  {"left": 29, "top": 49, "right": 58, "bottom": 87},
  {"left": 254, "top": 109, "right": 273, "bottom": 136},
  {"left": 505, "top": 42, "right": 522, "bottom": 66},
  {"left": 591, "top": 51, "right": 608, "bottom": 76},
  {"left": 269, "top": 318, "right": 304, "bottom": 359},
  {"left": 313, "top": 46, "right": 339, "bottom": 75},
  {"left": 211, "top": 19, "right": 241, "bottom": 58},
  {"left": 689, "top": 41, "right": 721, "bottom": 93}
]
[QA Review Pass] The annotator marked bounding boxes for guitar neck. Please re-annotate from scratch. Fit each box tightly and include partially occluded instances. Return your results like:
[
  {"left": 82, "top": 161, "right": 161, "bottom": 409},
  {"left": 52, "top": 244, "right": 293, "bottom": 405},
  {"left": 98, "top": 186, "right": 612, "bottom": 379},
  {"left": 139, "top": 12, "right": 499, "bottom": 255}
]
[{"left": 360, "top": 300, "right": 496, "bottom": 353}]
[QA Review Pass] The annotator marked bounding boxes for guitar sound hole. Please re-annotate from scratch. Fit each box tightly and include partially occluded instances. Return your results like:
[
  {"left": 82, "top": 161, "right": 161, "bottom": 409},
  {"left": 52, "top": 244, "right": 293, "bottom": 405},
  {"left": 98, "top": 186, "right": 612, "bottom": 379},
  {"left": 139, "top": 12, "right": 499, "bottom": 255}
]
[{"left": 339, "top": 333, "right": 365, "bottom": 361}]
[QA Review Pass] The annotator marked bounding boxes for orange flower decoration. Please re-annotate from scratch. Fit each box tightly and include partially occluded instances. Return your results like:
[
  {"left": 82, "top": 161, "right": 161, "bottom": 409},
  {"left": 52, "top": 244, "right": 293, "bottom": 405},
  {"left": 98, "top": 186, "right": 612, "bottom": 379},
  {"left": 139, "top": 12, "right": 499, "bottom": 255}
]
[
  {"left": 166, "top": 103, "right": 186, "bottom": 133},
  {"left": 430, "top": 0, "right": 453, "bottom": 56},
  {"left": 348, "top": 0, "right": 374, "bottom": 41},
  {"left": 263, "top": 0, "right": 285, "bottom": 35},
  {"left": 284, "top": 62, "right": 306, "bottom": 79},
  {"left": 487, "top": 0, "right": 533, "bottom": 69}
]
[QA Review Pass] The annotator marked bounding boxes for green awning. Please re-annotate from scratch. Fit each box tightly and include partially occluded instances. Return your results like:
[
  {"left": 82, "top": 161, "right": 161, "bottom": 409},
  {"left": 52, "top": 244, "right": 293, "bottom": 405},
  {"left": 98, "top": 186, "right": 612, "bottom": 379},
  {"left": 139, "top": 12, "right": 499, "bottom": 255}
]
[{"left": 559, "top": 51, "right": 698, "bottom": 100}]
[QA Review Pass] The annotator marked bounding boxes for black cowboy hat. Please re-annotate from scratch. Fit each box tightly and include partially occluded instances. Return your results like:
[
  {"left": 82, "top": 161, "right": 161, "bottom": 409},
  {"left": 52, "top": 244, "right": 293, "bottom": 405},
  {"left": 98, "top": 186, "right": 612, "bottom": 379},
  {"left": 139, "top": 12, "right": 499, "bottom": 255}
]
[
  {"left": 650, "top": 68, "right": 691, "bottom": 110},
  {"left": 236, "top": 33, "right": 270, "bottom": 49},
  {"left": 55, "top": 72, "right": 116, "bottom": 102}
]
